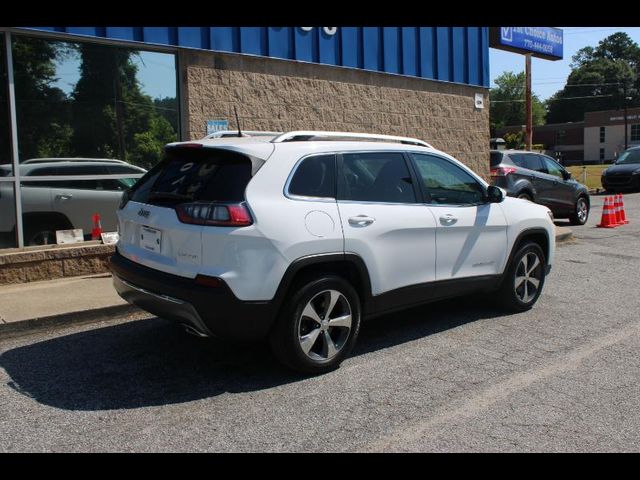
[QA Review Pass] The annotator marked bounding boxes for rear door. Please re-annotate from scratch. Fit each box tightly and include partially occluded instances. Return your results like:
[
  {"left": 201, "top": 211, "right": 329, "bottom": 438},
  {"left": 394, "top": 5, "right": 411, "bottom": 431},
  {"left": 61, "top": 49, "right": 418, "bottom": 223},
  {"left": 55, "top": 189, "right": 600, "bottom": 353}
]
[
  {"left": 336, "top": 151, "right": 438, "bottom": 300},
  {"left": 508, "top": 153, "right": 546, "bottom": 198},
  {"left": 117, "top": 147, "right": 257, "bottom": 278}
]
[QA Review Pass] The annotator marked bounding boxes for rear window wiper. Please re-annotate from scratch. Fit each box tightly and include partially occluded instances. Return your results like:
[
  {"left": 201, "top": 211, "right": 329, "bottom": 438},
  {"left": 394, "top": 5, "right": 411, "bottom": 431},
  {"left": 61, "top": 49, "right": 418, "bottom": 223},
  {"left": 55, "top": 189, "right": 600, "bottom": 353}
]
[{"left": 147, "top": 192, "right": 194, "bottom": 202}]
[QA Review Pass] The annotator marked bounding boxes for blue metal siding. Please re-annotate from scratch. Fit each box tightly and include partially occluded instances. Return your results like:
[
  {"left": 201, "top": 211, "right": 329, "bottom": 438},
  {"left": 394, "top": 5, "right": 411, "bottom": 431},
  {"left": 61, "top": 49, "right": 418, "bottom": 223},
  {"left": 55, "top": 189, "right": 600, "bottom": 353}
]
[
  {"left": 341, "top": 27, "right": 362, "bottom": 69},
  {"left": 362, "top": 27, "right": 382, "bottom": 72},
  {"left": 419, "top": 27, "right": 436, "bottom": 80},
  {"left": 401, "top": 27, "right": 419, "bottom": 77},
  {"left": 382, "top": 27, "right": 401, "bottom": 74},
  {"left": 20, "top": 26, "right": 490, "bottom": 87}
]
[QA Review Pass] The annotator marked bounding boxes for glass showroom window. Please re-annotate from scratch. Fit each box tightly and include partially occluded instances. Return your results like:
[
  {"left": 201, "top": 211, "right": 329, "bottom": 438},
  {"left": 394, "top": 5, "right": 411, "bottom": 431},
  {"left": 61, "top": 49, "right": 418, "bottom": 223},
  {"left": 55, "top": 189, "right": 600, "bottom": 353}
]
[
  {"left": 0, "top": 32, "right": 19, "bottom": 249},
  {"left": 631, "top": 124, "right": 640, "bottom": 143},
  {"left": 7, "top": 35, "right": 179, "bottom": 247}
]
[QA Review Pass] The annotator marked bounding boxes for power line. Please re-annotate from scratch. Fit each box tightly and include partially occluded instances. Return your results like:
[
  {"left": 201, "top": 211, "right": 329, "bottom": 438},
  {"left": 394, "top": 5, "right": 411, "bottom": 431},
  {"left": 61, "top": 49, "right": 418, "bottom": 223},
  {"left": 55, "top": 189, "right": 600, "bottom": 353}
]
[{"left": 491, "top": 94, "right": 614, "bottom": 103}]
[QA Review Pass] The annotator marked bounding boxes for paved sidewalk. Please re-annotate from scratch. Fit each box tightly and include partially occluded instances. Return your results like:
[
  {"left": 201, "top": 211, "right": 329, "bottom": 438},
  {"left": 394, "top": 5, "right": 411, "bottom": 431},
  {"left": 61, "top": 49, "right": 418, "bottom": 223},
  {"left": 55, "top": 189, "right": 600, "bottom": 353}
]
[
  {"left": 0, "top": 226, "right": 574, "bottom": 336},
  {"left": 0, "top": 273, "right": 138, "bottom": 336}
]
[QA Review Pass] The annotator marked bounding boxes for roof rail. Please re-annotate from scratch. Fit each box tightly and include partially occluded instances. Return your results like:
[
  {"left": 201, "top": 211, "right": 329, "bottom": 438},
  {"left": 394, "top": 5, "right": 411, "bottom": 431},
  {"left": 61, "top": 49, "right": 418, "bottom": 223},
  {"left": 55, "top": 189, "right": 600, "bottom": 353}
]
[
  {"left": 271, "top": 131, "right": 432, "bottom": 148},
  {"left": 22, "top": 158, "right": 128, "bottom": 165},
  {"left": 202, "top": 130, "right": 283, "bottom": 139}
]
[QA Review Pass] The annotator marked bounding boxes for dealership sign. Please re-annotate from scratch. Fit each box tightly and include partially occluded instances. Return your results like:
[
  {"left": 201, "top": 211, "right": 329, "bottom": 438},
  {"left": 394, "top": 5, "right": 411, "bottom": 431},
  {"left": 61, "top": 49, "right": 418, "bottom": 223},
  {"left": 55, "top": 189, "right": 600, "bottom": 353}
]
[{"left": 490, "top": 27, "right": 563, "bottom": 61}]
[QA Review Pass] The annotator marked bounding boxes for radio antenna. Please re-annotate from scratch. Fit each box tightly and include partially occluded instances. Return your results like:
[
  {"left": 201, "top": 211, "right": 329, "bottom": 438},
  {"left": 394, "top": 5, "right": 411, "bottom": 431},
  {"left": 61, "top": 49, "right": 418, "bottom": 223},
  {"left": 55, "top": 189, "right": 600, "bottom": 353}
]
[{"left": 234, "top": 105, "right": 242, "bottom": 137}]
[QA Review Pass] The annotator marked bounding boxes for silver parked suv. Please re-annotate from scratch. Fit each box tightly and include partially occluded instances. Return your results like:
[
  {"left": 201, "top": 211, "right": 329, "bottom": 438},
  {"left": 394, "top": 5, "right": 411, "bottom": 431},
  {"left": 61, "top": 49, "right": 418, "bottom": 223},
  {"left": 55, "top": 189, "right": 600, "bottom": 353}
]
[{"left": 0, "top": 158, "right": 146, "bottom": 246}]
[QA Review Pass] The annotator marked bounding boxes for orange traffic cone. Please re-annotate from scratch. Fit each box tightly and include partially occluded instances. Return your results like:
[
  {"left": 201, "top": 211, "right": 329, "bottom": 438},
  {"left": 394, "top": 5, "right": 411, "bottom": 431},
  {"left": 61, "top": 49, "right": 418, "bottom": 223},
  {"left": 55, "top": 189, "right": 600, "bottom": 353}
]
[
  {"left": 597, "top": 196, "right": 618, "bottom": 228},
  {"left": 91, "top": 213, "right": 103, "bottom": 240},
  {"left": 613, "top": 195, "right": 624, "bottom": 226},
  {"left": 619, "top": 194, "right": 629, "bottom": 224}
]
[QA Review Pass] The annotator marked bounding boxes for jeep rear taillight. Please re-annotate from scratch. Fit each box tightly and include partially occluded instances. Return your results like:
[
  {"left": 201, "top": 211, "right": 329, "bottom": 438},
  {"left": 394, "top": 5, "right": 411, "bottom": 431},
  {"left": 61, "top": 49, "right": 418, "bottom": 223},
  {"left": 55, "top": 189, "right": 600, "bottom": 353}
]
[
  {"left": 490, "top": 166, "right": 517, "bottom": 177},
  {"left": 175, "top": 202, "right": 253, "bottom": 227}
]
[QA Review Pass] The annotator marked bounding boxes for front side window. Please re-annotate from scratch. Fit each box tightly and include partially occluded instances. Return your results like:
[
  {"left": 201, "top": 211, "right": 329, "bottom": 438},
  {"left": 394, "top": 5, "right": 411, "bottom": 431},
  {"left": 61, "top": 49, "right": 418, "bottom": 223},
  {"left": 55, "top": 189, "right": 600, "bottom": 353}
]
[
  {"left": 410, "top": 153, "right": 485, "bottom": 205},
  {"left": 288, "top": 155, "right": 336, "bottom": 198},
  {"left": 542, "top": 156, "right": 564, "bottom": 179},
  {"left": 339, "top": 152, "right": 416, "bottom": 203}
]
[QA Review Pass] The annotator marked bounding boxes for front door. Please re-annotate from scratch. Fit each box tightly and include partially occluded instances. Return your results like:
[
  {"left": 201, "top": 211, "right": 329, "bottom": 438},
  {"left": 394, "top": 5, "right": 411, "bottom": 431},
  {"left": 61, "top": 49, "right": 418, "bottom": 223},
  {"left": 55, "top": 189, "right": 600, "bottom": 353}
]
[
  {"left": 408, "top": 153, "right": 508, "bottom": 281},
  {"left": 540, "top": 155, "right": 574, "bottom": 212}
]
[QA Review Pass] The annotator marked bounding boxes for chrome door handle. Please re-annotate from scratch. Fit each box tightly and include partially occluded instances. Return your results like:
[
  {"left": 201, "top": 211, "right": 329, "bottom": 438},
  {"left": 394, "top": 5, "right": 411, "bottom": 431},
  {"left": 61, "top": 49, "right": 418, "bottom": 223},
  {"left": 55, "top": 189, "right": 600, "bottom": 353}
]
[
  {"left": 348, "top": 215, "right": 375, "bottom": 226},
  {"left": 439, "top": 214, "right": 458, "bottom": 226},
  {"left": 55, "top": 194, "right": 73, "bottom": 201}
]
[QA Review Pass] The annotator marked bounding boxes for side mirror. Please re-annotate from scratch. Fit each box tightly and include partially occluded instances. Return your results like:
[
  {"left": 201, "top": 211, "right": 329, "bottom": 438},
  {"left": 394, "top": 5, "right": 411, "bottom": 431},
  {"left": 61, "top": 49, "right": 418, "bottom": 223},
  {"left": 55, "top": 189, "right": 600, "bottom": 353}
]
[
  {"left": 562, "top": 170, "right": 571, "bottom": 180},
  {"left": 486, "top": 185, "right": 505, "bottom": 203}
]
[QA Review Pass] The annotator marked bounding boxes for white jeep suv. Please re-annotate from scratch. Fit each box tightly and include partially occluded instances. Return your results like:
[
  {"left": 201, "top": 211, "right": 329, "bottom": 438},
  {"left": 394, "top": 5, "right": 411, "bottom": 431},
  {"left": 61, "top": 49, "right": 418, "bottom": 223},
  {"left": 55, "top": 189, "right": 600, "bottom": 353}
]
[{"left": 111, "top": 131, "right": 555, "bottom": 373}]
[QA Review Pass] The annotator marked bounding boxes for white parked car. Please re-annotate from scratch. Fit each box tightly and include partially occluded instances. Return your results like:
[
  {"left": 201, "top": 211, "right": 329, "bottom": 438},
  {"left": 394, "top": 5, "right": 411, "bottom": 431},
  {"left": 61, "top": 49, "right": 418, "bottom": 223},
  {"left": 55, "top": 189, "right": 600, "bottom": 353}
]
[
  {"left": 111, "top": 131, "right": 556, "bottom": 373},
  {"left": 0, "top": 159, "right": 146, "bottom": 246}
]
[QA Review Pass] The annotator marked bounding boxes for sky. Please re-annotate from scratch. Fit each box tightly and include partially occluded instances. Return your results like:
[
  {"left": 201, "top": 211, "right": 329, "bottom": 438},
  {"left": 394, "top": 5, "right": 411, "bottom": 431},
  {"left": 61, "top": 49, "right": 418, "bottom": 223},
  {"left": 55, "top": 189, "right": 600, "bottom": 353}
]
[
  {"left": 490, "top": 27, "right": 640, "bottom": 101},
  {"left": 53, "top": 50, "right": 176, "bottom": 99}
]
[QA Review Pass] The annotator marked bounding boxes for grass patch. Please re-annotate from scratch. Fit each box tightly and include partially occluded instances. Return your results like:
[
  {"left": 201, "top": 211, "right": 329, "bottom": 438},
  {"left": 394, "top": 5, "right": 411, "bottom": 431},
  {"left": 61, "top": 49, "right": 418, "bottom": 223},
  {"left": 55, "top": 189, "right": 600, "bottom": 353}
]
[{"left": 566, "top": 165, "right": 608, "bottom": 190}]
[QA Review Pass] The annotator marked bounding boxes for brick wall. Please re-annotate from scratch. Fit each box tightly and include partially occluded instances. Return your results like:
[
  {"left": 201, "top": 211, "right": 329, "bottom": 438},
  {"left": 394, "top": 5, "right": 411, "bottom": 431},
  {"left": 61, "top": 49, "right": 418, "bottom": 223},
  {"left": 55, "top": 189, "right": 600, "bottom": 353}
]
[{"left": 180, "top": 50, "right": 490, "bottom": 177}]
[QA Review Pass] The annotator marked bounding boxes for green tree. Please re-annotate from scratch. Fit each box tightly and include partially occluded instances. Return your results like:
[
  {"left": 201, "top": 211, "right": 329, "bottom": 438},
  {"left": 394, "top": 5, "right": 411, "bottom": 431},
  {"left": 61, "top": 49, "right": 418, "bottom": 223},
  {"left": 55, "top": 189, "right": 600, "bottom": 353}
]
[
  {"left": 490, "top": 71, "right": 546, "bottom": 135},
  {"left": 546, "top": 32, "right": 640, "bottom": 123},
  {"left": 11, "top": 37, "right": 73, "bottom": 160},
  {"left": 71, "top": 45, "right": 177, "bottom": 169},
  {"left": 154, "top": 96, "right": 179, "bottom": 133}
]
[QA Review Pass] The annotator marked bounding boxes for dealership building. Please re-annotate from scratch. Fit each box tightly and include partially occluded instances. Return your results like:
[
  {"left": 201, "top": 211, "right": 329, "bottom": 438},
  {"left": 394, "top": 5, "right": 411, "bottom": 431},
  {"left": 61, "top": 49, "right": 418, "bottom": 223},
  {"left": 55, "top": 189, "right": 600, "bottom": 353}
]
[{"left": 1, "top": 26, "right": 491, "bottom": 253}]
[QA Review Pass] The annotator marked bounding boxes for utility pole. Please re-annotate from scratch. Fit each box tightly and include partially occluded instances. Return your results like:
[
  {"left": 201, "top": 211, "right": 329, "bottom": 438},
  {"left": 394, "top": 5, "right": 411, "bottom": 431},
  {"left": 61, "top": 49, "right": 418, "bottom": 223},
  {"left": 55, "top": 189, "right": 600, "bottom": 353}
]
[
  {"left": 525, "top": 54, "right": 532, "bottom": 151},
  {"left": 624, "top": 82, "right": 629, "bottom": 151}
]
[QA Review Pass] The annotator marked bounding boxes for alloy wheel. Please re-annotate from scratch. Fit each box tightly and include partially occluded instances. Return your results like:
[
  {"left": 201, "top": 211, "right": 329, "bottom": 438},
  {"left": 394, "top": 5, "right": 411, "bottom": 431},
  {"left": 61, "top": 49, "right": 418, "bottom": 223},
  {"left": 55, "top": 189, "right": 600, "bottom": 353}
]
[
  {"left": 514, "top": 252, "right": 543, "bottom": 304},
  {"left": 297, "top": 289, "right": 352, "bottom": 362},
  {"left": 576, "top": 198, "right": 588, "bottom": 223}
]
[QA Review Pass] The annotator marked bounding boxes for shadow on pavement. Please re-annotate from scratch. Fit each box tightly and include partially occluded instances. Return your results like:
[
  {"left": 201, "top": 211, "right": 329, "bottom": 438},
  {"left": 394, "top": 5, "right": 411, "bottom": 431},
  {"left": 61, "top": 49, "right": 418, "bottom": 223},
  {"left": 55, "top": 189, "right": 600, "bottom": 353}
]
[{"left": 0, "top": 296, "right": 509, "bottom": 411}]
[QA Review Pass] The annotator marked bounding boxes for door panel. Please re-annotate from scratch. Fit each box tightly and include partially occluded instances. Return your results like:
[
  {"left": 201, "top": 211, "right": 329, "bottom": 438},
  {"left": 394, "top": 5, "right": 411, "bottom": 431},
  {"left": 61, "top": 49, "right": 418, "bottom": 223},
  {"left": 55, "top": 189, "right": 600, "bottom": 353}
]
[
  {"left": 540, "top": 155, "right": 574, "bottom": 211},
  {"left": 409, "top": 152, "right": 509, "bottom": 281},
  {"left": 338, "top": 202, "right": 437, "bottom": 295},
  {"left": 428, "top": 203, "right": 508, "bottom": 280},
  {"left": 50, "top": 182, "right": 121, "bottom": 232},
  {"left": 337, "top": 152, "right": 437, "bottom": 296}
]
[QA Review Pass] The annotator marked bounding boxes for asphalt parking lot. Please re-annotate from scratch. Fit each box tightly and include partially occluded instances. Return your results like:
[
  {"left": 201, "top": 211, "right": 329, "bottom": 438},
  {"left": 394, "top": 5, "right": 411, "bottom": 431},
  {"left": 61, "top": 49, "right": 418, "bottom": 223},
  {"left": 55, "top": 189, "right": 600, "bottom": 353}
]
[{"left": 1, "top": 192, "right": 639, "bottom": 452}]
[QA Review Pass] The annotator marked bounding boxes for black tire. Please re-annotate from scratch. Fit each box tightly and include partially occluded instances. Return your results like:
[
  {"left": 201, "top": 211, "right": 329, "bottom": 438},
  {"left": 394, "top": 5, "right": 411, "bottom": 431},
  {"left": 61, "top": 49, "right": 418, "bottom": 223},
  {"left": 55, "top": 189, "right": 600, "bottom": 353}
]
[
  {"left": 517, "top": 192, "right": 533, "bottom": 202},
  {"left": 269, "top": 275, "right": 361, "bottom": 374},
  {"left": 497, "top": 242, "right": 547, "bottom": 313},
  {"left": 569, "top": 195, "right": 589, "bottom": 226},
  {"left": 24, "top": 225, "right": 59, "bottom": 246}
]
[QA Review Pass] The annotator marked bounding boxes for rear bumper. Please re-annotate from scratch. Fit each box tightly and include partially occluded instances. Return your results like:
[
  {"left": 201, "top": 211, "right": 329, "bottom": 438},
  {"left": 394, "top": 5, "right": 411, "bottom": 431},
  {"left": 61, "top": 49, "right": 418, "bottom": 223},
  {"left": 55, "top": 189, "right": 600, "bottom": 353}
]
[{"left": 109, "top": 251, "right": 277, "bottom": 341}]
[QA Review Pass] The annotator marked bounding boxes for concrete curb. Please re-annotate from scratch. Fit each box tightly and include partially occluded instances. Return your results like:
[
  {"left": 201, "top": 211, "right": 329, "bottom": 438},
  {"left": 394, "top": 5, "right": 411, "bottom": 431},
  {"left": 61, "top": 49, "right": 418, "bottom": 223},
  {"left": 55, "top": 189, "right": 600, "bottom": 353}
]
[
  {"left": 555, "top": 227, "right": 574, "bottom": 244},
  {"left": 0, "top": 304, "right": 140, "bottom": 338}
]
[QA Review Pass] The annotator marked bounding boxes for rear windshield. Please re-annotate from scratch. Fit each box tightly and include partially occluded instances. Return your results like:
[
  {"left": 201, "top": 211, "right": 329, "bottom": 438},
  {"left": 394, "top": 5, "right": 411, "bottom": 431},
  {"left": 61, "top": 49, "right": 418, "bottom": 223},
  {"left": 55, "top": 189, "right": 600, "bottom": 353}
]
[
  {"left": 130, "top": 148, "right": 256, "bottom": 207},
  {"left": 490, "top": 152, "right": 503, "bottom": 166}
]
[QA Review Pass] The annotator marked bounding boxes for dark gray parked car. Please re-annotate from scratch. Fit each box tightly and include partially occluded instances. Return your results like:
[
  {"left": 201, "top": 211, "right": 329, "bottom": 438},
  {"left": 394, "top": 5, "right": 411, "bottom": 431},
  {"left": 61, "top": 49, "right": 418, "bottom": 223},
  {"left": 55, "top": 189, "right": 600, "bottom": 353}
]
[
  {"left": 490, "top": 149, "right": 590, "bottom": 225},
  {"left": 601, "top": 146, "right": 640, "bottom": 193}
]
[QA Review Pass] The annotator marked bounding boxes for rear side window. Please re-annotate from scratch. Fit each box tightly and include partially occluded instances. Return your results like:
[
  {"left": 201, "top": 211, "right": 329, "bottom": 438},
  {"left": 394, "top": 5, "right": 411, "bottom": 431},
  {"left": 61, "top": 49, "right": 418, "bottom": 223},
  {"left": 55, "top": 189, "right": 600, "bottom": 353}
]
[
  {"left": 510, "top": 153, "right": 544, "bottom": 172},
  {"left": 288, "top": 154, "right": 336, "bottom": 198},
  {"left": 130, "top": 148, "right": 254, "bottom": 206},
  {"left": 339, "top": 152, "right": 416, "bottom": 203}
]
